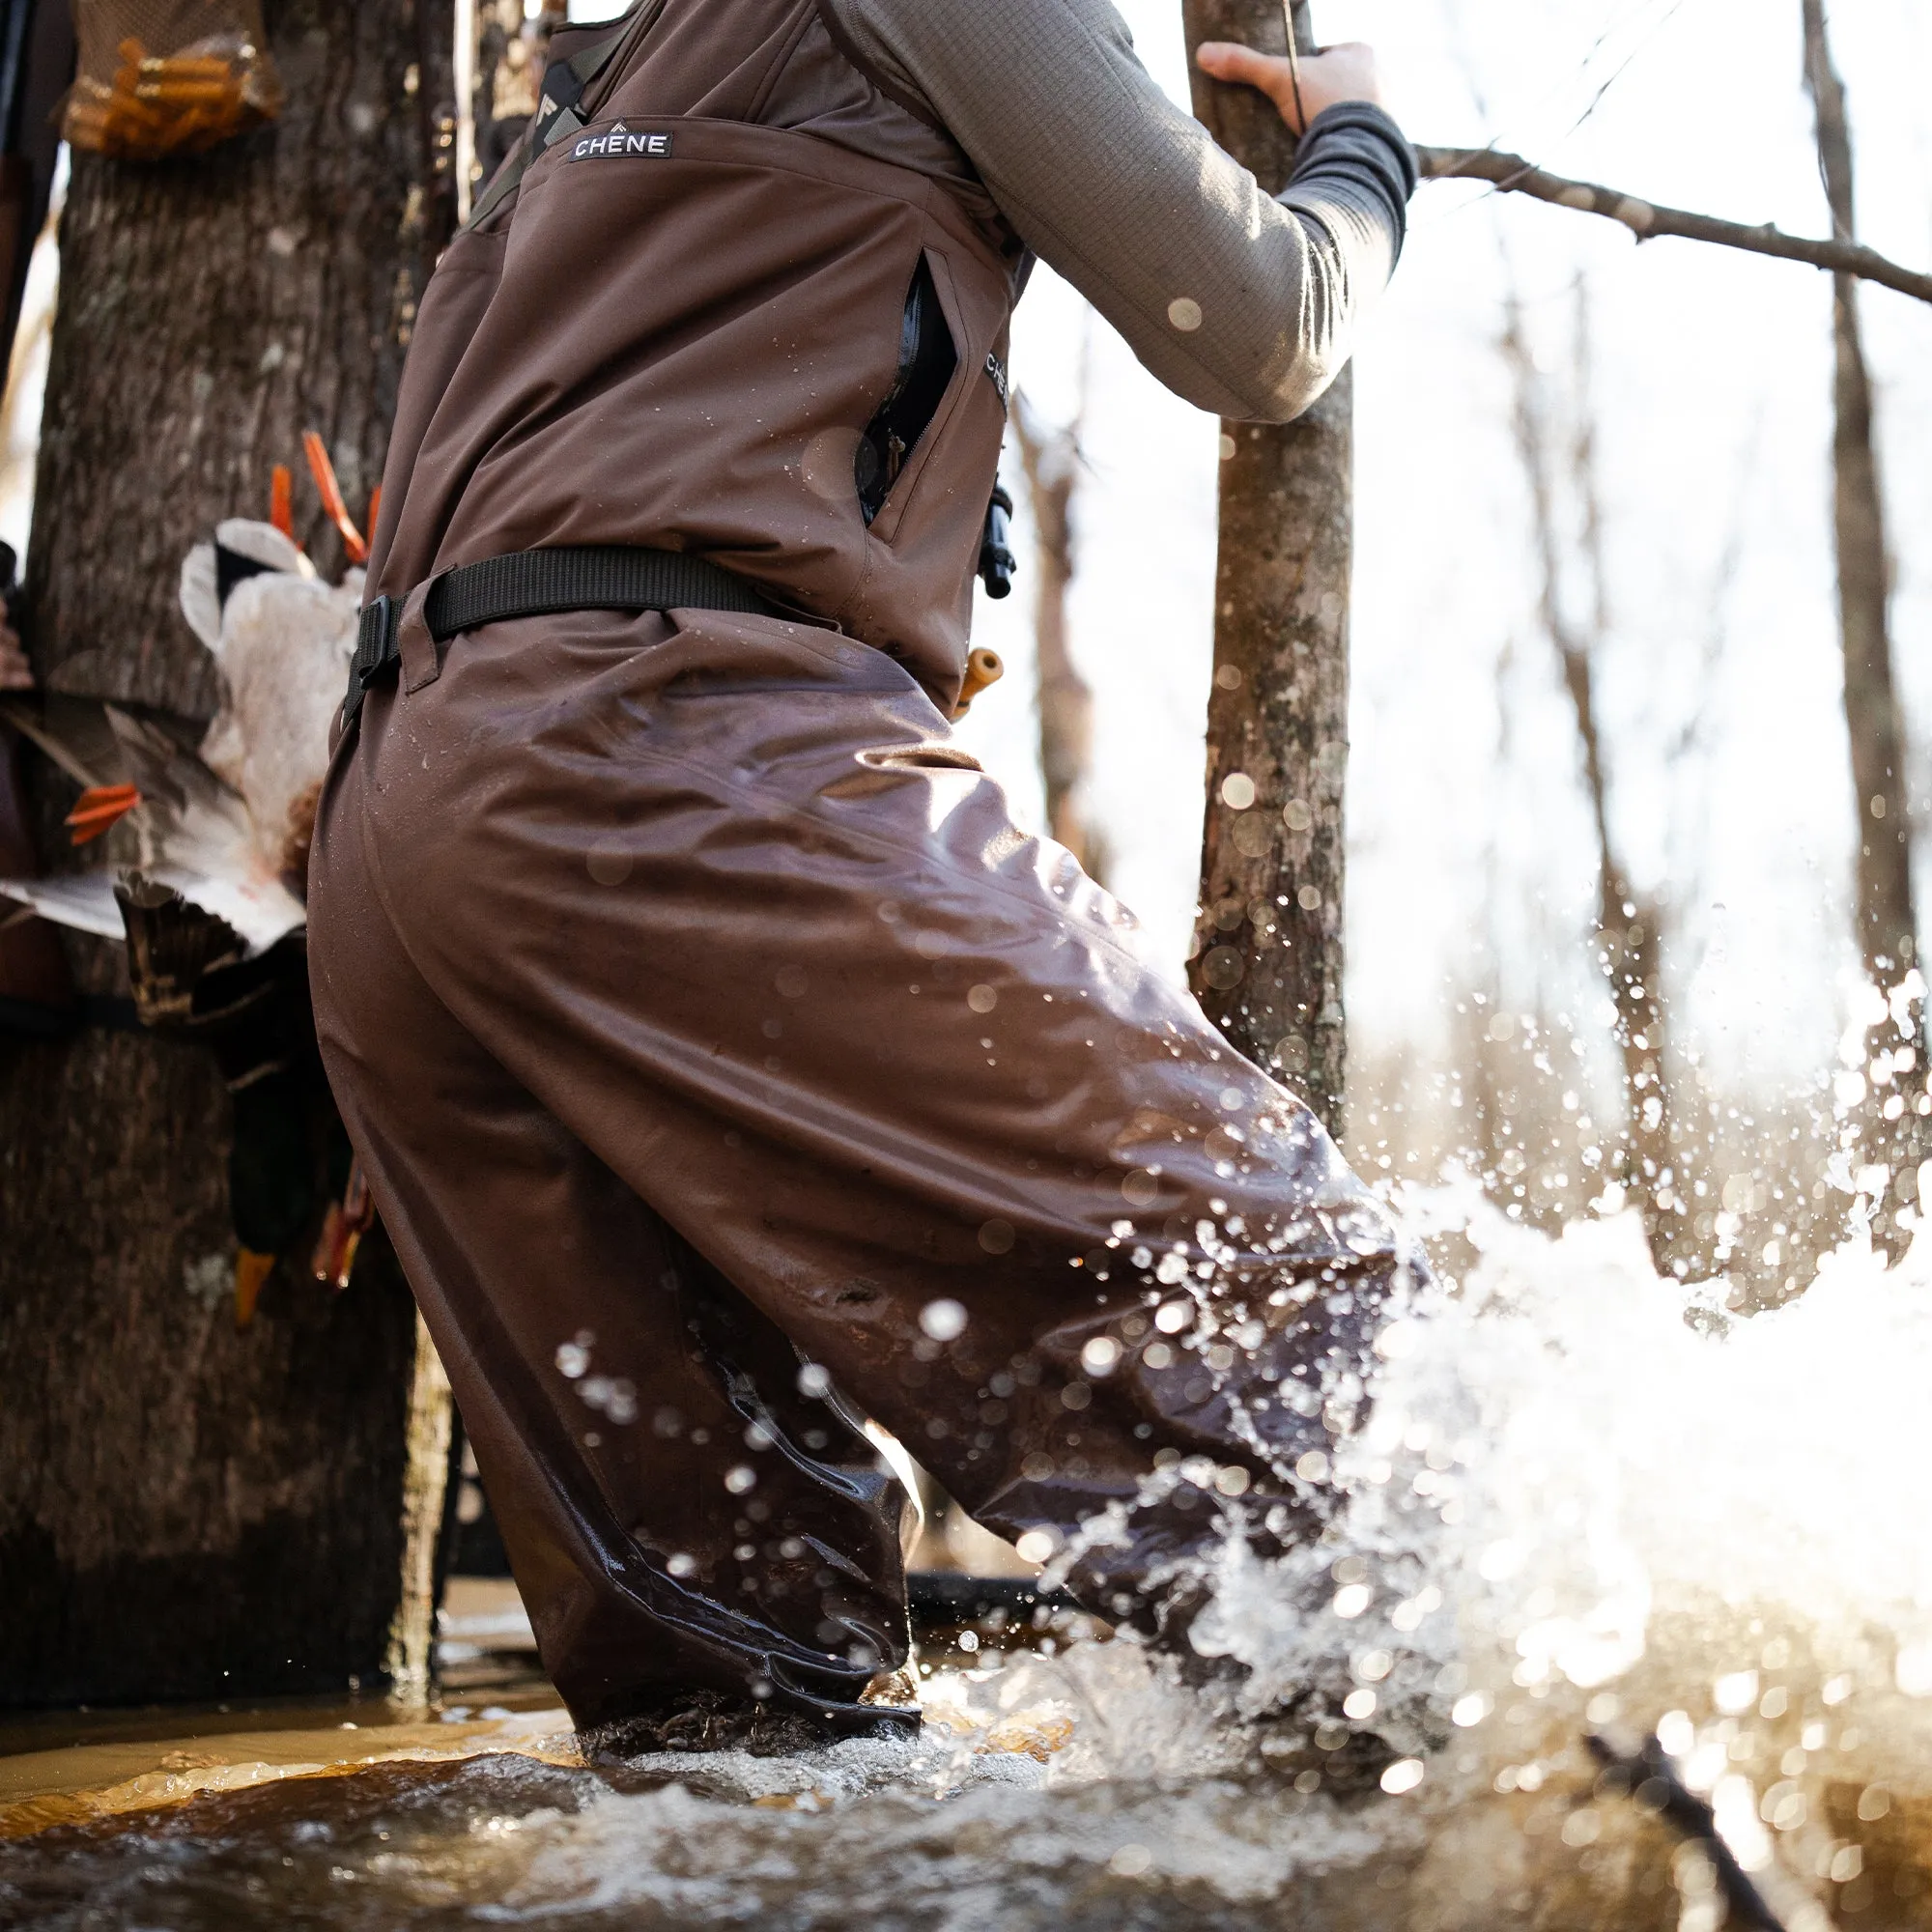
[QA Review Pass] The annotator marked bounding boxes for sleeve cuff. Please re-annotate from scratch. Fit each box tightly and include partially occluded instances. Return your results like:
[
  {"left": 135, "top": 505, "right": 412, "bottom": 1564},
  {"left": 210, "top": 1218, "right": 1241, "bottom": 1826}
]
[{"left": 1295, "top": 100, "right": 1419, "bottom": 201}]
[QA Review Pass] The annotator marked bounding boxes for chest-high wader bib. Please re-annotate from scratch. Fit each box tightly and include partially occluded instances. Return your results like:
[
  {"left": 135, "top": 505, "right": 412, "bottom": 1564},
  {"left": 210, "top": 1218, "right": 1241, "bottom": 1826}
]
[{"left": 308, "top": 0, "right": 1412, "bottom": 1747}]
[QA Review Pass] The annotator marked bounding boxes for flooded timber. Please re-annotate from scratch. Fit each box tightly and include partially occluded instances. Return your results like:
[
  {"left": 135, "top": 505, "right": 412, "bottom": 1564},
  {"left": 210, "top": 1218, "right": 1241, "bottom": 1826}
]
[{"left": 3, "top": 1185, "right": 1928, "bottom": 1930}]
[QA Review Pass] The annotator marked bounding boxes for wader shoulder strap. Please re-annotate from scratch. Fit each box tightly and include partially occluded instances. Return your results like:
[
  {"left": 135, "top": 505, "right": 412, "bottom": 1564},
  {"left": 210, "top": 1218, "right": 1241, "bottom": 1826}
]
[
  {"left": 344, "top": 545, "right": 778, "bottom": 725},
  {"left": 465, "top": 0, "right": 671, "bottom": 233}
]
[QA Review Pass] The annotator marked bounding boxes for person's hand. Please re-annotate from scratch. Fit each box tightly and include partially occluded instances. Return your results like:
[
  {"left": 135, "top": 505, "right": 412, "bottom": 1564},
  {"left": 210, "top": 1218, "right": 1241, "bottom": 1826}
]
[
  {"left": 0, "top": 620, "right": 30, "bottom": 691},
  {"left": 1194, "top": 40, "right": 1384, "bottom": 136}
]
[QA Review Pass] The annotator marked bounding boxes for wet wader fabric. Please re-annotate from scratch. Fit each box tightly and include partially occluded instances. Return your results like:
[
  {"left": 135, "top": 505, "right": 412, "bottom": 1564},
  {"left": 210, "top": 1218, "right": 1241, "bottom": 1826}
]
[{"left": 309, "top": 0, "right": 1409, "bottom": 1736}]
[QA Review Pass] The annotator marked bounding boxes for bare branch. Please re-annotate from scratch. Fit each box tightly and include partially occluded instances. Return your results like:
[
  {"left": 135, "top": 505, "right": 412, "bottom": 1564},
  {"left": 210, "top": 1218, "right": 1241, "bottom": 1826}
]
[{"left": 1418, "top": 145, "right": 1932, "bottom": 307}]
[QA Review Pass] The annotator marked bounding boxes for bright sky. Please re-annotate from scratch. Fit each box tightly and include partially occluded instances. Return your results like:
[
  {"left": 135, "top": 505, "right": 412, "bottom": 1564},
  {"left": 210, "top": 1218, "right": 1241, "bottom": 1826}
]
[{"left": 953, "top": 0, "right": 1932, "bottom": 1113}]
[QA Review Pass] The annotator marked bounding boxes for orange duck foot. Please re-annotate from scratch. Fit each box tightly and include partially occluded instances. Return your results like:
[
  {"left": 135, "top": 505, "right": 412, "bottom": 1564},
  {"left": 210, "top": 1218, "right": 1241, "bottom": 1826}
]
[
  {"left": 235, "top": 1248, "right": 275, "bottom": 1328},
  {"left": 65, "top": 783, "right": 141, "bottom": 845}
]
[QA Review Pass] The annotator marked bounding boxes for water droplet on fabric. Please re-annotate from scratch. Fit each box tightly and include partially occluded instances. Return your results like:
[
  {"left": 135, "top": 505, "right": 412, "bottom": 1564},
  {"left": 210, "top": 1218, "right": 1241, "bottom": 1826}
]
[
  {"left": 920, "top": 1297, "right": 968, "bottom": 1341},
  {"left": 585, "top": 840, "right": 632, "bottom": 886},
  {"left": 801, "top": 424, "right": 865, "bottom": 501},
  {"left": 978, "top": 1218, "right": 1015, "bottom": 1255}
]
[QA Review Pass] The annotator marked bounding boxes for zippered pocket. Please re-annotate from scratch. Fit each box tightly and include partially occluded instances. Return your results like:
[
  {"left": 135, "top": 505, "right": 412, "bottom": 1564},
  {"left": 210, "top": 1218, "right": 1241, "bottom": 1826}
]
[{"left": 855, "top": 256, "right": 957, "bottom": 526}]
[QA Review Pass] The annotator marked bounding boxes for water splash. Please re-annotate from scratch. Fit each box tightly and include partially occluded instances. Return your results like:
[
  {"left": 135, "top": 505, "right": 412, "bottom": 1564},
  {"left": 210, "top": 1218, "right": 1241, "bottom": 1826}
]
[{"left": 8, "top": 1187, "right": 1932, "bottom": 1927}]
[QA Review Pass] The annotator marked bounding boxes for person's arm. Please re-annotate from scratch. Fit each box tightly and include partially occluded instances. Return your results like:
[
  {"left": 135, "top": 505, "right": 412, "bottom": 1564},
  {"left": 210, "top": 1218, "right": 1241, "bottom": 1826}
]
[{"left": 820, "top": 0, "right": 1416, "bottom": 422}]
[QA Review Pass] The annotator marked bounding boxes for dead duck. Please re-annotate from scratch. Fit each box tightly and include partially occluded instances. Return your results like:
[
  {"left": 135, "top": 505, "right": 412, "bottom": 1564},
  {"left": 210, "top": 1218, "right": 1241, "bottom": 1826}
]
[
  {"left": 0, "top": 501, "right": 368, "bottom": 1323},
  {"left": 0, "top": 517, "right": 355, "bottom": 955}
]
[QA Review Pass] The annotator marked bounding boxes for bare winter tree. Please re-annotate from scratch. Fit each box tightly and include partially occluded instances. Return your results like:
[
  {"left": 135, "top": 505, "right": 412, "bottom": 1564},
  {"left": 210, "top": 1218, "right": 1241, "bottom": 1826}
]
[
  {"left": 1010, "top": 385, "right": 1105, "bottom": 880},
  {"left": 1801, "top": 0, "right": 1927, "bottom": 1257},
  {"left": 1180, "top": 0, "right": 1350, "bottom": 1134},
  {"left": 1499, "top": 282, "right": 1689, "bottom": 1274}
]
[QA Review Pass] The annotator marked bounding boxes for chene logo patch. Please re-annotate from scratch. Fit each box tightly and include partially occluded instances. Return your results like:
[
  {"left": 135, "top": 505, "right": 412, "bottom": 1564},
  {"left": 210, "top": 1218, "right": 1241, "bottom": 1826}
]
[{"left": 571, "top": 123, "right": 672, "bottom": 161}]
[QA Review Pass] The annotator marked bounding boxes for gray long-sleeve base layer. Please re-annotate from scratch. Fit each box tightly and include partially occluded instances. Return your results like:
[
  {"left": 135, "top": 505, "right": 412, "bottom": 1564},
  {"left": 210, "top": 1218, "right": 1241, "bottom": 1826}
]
[{"left": 823, "top": 0, "right": 1417, "bottom": 421}]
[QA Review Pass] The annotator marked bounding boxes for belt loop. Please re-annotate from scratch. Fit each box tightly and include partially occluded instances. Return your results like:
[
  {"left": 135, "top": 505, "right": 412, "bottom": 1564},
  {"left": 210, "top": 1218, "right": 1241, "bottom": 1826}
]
[{"left": 399, "top": 574, "right": 443, "bottom": 694}]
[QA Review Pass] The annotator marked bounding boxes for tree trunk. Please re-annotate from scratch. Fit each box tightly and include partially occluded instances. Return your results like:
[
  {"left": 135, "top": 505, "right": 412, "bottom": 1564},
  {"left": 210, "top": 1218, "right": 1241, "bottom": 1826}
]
[
  {"left": 1011, "top": 392, "right": 1104, "bottom": 879},
  {"left": 468, "top": 0, "right": 563, "bottom": 197},
  {"left": 1801, "top": 0, "right": 1926, "bottom": 1252},
  {"left": 0, "top": 0, "right": 458, "bottom": 1707},
  {"left": 1499, "top": 287, "right": 1687, "bottom": 1275},
  {"left": 1181, "top": 0, "right": 1351, "bottom": 1136}
]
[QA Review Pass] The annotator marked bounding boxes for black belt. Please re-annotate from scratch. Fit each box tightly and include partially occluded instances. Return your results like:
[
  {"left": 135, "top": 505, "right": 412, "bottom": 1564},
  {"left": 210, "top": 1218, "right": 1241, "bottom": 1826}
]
[{"left": 343, "top": 545, "right": 778, "bottom": 724}]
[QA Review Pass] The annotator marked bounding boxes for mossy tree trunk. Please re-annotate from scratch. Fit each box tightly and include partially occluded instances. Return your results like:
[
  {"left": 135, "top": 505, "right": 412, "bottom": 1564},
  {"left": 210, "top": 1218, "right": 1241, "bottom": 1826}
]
[{"left": 1180, "top": 0, "right": 1351, "bottom": 1134}]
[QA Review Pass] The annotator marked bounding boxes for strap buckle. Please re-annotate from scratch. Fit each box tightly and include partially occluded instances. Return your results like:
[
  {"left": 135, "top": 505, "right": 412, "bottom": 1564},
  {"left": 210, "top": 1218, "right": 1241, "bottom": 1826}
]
[{"left": 342, "top": 594, "right": 399, "bottom": 726}]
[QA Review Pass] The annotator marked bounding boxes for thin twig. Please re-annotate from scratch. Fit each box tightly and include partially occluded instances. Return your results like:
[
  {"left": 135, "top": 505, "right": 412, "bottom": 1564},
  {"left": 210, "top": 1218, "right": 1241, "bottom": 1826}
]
[
  {"left": 1418, "top": 144, "right": 1932, "bottom": 307},
  {"left": 1586, "top": 1735, "right": 1788, "bottom": 1931}
]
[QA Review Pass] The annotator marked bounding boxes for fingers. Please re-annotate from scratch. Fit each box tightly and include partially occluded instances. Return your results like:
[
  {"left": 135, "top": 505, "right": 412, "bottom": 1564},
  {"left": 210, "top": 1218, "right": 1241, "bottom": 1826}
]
[
  {"left": 1195, "top": 40, "right": 1298, "bottom": 122},
  {"left": 1194, "top": 41, "right": 1278, "bottom": 84},
  {"left": 1195, "top": 40, "right": 1384, "bottom": 131}
]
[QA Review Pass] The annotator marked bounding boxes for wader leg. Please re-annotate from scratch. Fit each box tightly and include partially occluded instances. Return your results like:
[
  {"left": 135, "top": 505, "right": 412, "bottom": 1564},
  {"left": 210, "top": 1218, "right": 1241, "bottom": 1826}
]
[
  {"left": 310, "top": 839, "right": 915, "bottom": 1738},
  {"left": 311, "top": 607, "right": 1413, "bottom": 1726}
]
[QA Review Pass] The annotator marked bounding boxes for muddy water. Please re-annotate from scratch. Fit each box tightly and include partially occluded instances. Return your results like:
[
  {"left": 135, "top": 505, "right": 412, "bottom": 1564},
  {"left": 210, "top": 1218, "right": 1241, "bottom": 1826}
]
[
  {"left": 5, "top": 1192, "right": 1930, "bottom": 1930},
  {"left": 0, "top": 1672, "right": 1697, "bottom": 1930}
]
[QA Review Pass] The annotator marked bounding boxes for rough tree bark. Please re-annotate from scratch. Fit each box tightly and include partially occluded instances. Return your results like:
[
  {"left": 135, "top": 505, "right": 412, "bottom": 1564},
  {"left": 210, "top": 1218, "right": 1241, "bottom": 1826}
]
[
  {"left": 1011, "top": 390, "right": 1104, "bottom": 880},
  {"left": 1801, "top": 0, "right": 1926, "bottom": 1256},
  {"left": 1181, "top": 0, "right": 1350, "bottom": 1135},
  {"left": 0, "top": 0, "right": 458, "bottom": 1706},
  {"left": 1500, "top": 287, "right": 1686, "bottom": 1274}
]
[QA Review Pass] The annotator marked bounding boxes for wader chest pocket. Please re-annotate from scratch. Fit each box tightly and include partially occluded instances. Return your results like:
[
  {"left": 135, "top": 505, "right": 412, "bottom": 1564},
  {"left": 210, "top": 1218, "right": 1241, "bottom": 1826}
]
[{"left": 856, "top": 258, "right": 956, "bottom": 525}]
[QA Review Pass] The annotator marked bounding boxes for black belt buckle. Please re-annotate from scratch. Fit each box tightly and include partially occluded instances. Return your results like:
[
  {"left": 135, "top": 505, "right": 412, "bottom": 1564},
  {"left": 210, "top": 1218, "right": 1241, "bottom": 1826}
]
[{"left": 342, "top": 595, "right": 400, "bottom": 726}]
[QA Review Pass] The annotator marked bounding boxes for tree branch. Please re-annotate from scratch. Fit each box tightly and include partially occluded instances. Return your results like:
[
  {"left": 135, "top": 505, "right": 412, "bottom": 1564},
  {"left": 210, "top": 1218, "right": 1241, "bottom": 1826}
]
[{"left": 1417, "top": 145, "right": 1932, "bottom": 308}]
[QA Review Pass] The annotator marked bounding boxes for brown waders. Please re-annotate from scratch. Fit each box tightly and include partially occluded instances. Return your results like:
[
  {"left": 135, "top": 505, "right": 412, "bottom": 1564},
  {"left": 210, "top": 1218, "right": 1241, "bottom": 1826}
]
[{"left": 308, "top": 0, "right": 1409, "bottom": 1740}]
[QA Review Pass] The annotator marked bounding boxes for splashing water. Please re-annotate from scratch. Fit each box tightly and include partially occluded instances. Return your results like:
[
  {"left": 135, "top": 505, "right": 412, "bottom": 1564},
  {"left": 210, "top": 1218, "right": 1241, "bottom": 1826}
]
[{"left": 7, "top": 1187, "right": 1931, "bottom": 1928}]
